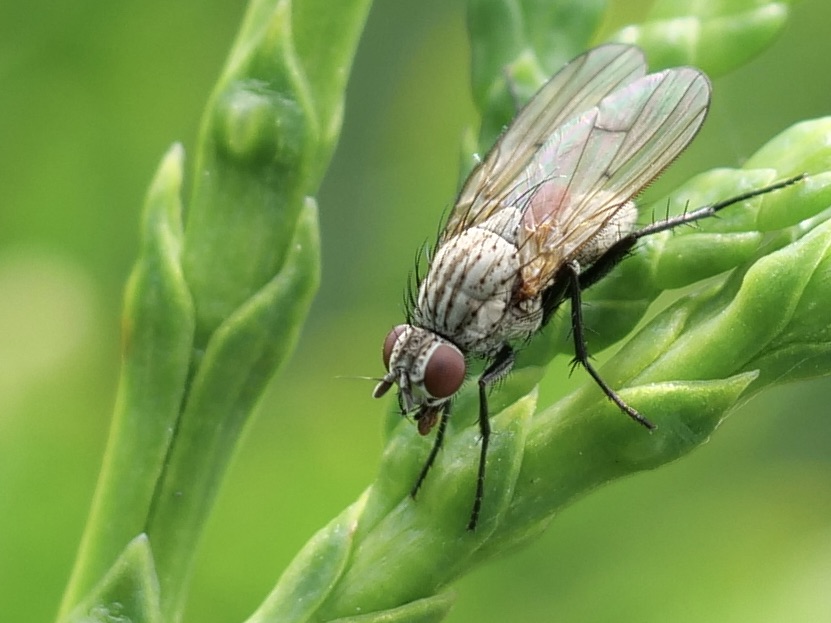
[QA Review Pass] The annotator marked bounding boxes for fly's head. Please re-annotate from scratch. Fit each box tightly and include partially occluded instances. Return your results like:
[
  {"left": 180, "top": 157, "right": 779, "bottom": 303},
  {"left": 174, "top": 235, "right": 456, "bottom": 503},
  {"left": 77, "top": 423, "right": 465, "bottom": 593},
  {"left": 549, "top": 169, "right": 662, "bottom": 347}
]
[{"left": 373, "top": 325, "right": 466, "bottom": 434}]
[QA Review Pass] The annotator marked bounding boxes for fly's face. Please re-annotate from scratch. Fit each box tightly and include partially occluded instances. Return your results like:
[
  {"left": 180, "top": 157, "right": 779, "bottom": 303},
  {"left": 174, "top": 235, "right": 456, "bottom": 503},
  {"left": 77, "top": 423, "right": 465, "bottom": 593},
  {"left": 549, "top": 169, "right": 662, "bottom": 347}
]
[{"left": 373, "top": 325, "right": 466, "bottom": 429}]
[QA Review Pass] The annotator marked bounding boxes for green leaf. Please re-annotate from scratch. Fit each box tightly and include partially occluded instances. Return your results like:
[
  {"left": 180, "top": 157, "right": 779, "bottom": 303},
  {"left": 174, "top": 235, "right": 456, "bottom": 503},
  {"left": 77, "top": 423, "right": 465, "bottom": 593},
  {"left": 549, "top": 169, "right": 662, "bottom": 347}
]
[
  {"left": 183, "top": 0, "right": 372, "bottom": 344},
  {"left": 246, "top": 498, "right": 365, "bottom": 623},
  {"left": 61, "top": 535, "right": 162, "bottom": 623},
  {"left": 466, "top": 0, "right": 608, "bottom": 155},
  {"left": 58, "top": 0, "right": 372, "bottom": 621},
  {"left": 611, "top": 0, "right": 791, "bottom": 75},
  {"left": 145, "top": 200, "right": 320, "bottom": 619},
  {"left": 315, "top": 395, "right": 536, "bottom": 621},
  {"left": 57, "top": 145, "right": 194, "bottom": 618},
  {"left": 328, "top": 593, "right": 455, "bottom": 623}
]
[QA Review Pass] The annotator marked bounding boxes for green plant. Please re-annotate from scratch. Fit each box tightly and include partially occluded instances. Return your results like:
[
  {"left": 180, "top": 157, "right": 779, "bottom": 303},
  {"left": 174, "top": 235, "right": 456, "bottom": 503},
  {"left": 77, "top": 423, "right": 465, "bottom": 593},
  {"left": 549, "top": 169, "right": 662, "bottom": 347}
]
[{"left": 55, "top": 0, "right": 831, "bottom": 622}]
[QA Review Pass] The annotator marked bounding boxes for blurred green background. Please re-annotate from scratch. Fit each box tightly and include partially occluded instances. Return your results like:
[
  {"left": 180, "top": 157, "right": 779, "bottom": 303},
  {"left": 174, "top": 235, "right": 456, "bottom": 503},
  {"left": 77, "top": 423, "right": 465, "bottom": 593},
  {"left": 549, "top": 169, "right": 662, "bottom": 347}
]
[{"left": 2, "top": 0, "right": 830, "bottom": 621}]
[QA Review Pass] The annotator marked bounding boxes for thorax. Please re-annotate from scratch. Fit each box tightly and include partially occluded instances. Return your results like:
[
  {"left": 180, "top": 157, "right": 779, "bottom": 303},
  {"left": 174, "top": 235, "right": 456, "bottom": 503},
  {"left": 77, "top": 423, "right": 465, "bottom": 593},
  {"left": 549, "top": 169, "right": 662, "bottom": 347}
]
[{"left": 414, "top": 209, "right": 542, "bottom": 355}]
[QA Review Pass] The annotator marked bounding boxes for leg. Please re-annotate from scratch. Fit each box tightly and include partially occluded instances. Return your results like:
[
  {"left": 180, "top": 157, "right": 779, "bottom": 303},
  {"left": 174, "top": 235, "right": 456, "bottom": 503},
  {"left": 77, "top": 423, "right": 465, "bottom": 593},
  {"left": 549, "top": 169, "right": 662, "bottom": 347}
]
[
  {"left": 411, "top": 404, "right": 450, "bottom": 499},
  {"left": 579, "top": 174, "right": 804, "bottom": 291},
  {"left": 468, "top": 345, "right": 515, "bottom": 531},
  {"left": 566, "top": 262, "right": 655, "bottom": 430}
]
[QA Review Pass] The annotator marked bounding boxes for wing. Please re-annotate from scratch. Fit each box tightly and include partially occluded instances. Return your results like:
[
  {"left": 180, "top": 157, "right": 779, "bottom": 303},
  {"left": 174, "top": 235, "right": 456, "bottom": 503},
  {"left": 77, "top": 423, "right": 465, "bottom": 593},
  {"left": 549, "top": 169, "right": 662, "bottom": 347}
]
[
  {"left": 444, "top": 44, "right": 648, "bottom": 241},
  {"left": 515, "top": 67, "right": 711, "bottom": 295}
]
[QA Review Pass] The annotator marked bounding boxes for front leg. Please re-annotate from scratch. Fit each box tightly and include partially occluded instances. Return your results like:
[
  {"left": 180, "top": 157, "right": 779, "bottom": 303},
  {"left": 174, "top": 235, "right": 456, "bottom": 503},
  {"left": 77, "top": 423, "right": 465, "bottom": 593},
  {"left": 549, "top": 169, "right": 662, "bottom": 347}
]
[
  {"left": 468, "top": 344, "right": 515, "bottom": 530},
  {"left": 411, "top": 404, "right": 450, "bottom": 499}
]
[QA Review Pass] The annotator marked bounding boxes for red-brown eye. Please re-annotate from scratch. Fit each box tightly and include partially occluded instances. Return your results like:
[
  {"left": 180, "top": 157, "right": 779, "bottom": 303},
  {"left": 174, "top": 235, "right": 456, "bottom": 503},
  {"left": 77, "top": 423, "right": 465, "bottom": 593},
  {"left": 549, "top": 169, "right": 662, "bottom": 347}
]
[
  {"left": 382, "top": 325, "right": 408, "bottom": 370},
  {"left": 423, "top": 343, "right": 465, "bottom": 398}
]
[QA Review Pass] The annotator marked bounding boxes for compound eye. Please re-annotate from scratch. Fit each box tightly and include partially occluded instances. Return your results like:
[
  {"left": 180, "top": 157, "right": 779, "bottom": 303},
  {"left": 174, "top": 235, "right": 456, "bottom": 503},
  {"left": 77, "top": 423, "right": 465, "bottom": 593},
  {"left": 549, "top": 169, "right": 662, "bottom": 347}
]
[
  {"left": 423, "top": 343, "right": 465, "bottom": 399},
  {"left": 382, "top": 325, "right": 408, "bottom": 370}
]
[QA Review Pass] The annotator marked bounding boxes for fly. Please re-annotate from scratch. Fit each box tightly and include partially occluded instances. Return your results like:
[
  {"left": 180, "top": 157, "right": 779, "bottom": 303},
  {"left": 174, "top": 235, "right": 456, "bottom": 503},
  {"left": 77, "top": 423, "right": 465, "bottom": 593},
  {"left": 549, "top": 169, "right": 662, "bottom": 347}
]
[{"left": 372, "top": 43, "right": 803, "bottom": 530}]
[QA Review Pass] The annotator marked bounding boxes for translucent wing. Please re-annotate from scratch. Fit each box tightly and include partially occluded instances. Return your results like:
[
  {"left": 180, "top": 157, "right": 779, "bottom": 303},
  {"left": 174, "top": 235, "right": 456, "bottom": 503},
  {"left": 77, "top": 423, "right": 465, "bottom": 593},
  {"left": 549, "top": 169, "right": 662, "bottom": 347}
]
[
  {"left": 515, "top": 67, "right": 711, "bottom": 295},
  {"left": 445, "top": 44, "right": 648, "bottom": 240}
]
